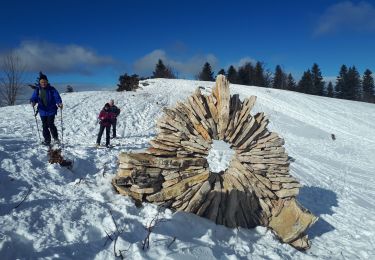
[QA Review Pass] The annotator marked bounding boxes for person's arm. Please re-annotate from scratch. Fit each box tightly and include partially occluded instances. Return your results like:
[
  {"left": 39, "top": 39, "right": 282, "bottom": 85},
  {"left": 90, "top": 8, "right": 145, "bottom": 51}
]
[
  {"left": 98, "top": 111, "right": 105, "bottom": 120},
  {"left": 52, "top": 88, "right": 63, "bottom": 108},
  {"left": 112, "top": 111, "right": 117, "bottom": 120},
  {"left": 117, "top": 107, "right": 120, "bottom": 116}
]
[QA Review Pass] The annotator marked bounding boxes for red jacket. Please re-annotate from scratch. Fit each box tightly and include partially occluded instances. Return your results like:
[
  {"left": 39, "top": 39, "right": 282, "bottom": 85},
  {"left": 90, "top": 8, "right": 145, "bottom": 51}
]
[{"left": 98, "top": 109, "right": 115, "bottom": 127}]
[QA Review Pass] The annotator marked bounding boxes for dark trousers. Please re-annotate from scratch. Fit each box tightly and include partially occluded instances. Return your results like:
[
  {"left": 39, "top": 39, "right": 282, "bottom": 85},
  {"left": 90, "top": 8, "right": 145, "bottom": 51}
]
[
  {"left": 40, "top": 115, "right": 58, "bottom": 143},
  {"left": 96, "top": 125, "right": 110, "bottom": 146},
  {"left": 111, "top": 120, "right": 117, "bottom": 138}
]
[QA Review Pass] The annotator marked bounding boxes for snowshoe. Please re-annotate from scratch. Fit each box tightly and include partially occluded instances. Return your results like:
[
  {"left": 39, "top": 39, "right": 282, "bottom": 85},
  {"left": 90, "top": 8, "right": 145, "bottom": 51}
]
[
  {"left": 59, "top": 159, "right": 73, "bottom": 170},
  {"left": 93, "top": 144, "right": 106, "bottom": 149},
  {"left": 92, "top": 143, "right": 114, "bottom": 149}
]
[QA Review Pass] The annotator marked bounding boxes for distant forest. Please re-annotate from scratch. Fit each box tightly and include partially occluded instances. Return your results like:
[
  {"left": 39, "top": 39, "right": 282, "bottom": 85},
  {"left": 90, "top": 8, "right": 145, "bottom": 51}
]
[{"left": 117, "top": 59, "right": 375, "bottom": 104}]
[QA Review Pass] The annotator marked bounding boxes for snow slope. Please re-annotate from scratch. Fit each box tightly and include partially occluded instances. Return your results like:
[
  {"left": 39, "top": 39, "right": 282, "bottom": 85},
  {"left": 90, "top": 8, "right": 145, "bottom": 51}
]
[{"left": 1, "top": 79, "right": 375, "bottom": 259}]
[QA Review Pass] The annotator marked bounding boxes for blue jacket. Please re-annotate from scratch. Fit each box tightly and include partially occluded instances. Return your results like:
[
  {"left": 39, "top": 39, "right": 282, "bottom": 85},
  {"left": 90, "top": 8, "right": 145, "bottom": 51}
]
[{"left": 30, "top": 85, "right": 62, "bottom": 116}]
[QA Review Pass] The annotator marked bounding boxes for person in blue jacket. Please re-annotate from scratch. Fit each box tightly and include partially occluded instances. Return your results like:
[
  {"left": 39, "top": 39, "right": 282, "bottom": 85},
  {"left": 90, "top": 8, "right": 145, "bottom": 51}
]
[{"left": 30, "top": 73, "right": 63, "bottom": 146}]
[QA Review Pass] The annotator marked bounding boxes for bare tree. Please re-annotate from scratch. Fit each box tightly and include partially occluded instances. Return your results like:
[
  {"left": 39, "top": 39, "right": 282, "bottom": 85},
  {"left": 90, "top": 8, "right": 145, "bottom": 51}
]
[{"left": 0, "top": 53, "right": 27, "bottom": 106}]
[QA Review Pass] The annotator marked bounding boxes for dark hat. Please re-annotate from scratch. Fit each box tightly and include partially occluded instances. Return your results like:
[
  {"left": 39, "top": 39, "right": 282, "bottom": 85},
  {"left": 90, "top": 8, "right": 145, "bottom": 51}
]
[{"left": 39, "top": 72, "right": 48, "bottom": 81}]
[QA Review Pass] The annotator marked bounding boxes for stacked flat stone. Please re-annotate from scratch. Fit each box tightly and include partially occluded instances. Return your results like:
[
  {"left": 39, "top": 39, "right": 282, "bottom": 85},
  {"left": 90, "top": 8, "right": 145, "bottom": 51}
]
[{"left": 112, "top": 75, "right": 317, "bottom": 250}]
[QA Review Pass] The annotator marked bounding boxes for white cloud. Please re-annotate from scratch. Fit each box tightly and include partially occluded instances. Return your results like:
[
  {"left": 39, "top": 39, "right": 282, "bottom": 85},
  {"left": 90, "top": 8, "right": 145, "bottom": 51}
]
[
  {"left": 1, "top": 41, "right": 116, "bottom": 74},
  {"left": 314, "top": 1, "right": 375, "bottom": 36},
  {"left": 133, "top": 49, "right": 219, "bottom": 77},
  {"left": 133, "top": 49, "right": 167, "bottom": 75},
  {"left": 235, "top": 56, "right": 257, "bottom": 68},
  {"left": 221, "top": 56, "right": 258, "bottom": 72}
]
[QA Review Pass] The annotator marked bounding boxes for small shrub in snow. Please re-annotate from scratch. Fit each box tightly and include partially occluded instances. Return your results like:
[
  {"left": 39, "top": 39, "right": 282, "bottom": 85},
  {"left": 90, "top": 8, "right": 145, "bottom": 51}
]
[
  {"left": 66, "top": 85, "right": 74, "bottom": 93},
  {"left": 117, "top": 74, "right": 139, "bottom": 92}
]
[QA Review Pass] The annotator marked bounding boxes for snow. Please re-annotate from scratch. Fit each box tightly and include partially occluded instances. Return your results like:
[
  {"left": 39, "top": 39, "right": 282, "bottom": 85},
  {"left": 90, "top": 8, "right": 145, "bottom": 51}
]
[
  {"left": 1, "top": 78, "right": 375, "bottom": 259},
  {"left": 206, "top": 140, "right": 235, "bottom": 173}
]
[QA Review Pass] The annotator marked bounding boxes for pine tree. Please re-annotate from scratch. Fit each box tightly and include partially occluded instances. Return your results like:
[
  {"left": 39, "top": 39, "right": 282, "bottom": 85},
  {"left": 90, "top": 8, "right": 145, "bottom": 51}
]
[
  {"left": 66, "top": 85, "right": 74, "bottom": 93},
  {"left": 272, "top": 65, "right": 287, "bottom": 89},
  {"left": 345, "top": 66, "right": 361, "bottom": 100},
  {"left": 311, "top": 63, "right": 325, "bottom": 96},
  {"left": 116, "top": 73, "right": 139, "bottom": 91},
  {"left": 198, "top": 62, "right": 215, "bottom": 81},
  {"left": 326, "top": 82, "right": 334, "bottom": 97},
  {"left": 297, "top": 70, "right": 313, "bottom": 93},
  {"left": 335, "top": 65, "right": 348, "bottom": 98},
  {"left": 153, "top": 59, "right": 166, "bottom": 78},
  {"left": 254, "top": 61, "right": 268, "bottom": 87},
  {"left": 227, "top": 65, "right": 238, "bottom": 84},
  {"left": 237, "top": 62, "right": 253, "bottom": 85},
  {"left": 286, "top": 73, "right": 296, "bottom": 91},
  {"left": 362, "top": 69, "right": 374, "bottom": 102},
  {"left": 152, "top": 59, "right": 175, "bottom": 79},
  {"left": 217, "top": 68, "right": 226, "bottom": 76}
]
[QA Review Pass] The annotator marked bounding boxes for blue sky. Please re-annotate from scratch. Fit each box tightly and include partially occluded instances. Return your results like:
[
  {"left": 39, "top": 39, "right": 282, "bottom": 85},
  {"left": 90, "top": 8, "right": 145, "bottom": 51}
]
[{"left": 1, "top": 0, "right": 375, "bottom": 90}]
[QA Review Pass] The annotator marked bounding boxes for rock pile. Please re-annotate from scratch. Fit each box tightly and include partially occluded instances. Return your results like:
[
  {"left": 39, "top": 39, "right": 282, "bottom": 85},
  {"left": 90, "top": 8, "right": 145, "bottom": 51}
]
[{"left": 112, "top": 75, "right": 317, "bottom": 250}]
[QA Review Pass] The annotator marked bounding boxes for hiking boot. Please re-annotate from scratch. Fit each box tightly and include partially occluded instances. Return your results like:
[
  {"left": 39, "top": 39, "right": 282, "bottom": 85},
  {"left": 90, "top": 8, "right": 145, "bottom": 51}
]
[{"left": 95, "top": 143, "right": 100, "bottom": 148}]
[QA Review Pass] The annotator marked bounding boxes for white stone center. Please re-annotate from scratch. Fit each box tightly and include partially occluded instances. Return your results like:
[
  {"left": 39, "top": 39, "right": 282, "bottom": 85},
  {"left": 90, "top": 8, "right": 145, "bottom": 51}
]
[{"left": 206, "top": 140, "right": 235, "bottom": 173}]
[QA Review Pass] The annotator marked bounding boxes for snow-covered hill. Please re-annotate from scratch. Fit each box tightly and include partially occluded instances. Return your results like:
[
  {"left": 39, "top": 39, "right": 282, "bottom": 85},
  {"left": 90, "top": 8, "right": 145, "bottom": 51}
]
[{"left": 1, "top": 79, "right": 375, "bottom": 259}]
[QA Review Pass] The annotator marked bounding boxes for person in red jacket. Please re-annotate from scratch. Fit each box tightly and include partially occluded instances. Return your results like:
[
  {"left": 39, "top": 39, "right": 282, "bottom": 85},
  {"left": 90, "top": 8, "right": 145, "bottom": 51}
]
[{"left": 96, "top": 103, "right": 114, "bottom": 147}]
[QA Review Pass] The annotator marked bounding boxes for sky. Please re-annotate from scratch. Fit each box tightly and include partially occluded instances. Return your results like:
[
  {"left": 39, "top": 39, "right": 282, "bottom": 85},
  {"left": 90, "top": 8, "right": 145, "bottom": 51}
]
[{"left": 1, "top": 0, "right": 375, "bottom": 90}]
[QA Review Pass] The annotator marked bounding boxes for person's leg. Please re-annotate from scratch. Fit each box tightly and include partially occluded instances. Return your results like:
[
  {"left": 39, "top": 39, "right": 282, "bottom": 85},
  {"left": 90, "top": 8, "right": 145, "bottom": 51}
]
[
  {"left": 47, "top": 115, "right": 58, "bottom": 140},
  {"left": 105, "top": 125, "right": 111, "bottom": 146},
  {"left": 40, "top": 116, "right": 51, "bottom": 144},
  {"left": 96, "top": 125, "right": 105, "bottom": 145},
  {"left": 112, "top": 120, "right": 117, "bottom": 138}
]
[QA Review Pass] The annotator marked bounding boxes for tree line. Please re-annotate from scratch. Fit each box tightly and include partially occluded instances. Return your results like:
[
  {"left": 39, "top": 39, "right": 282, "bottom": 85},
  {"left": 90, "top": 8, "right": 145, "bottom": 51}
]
[
  {"left": 1, "top": 52, "right": 374, "bottom": 105},
  {"left": 118, "top": 59, "right": 375, "bottom": 104}
]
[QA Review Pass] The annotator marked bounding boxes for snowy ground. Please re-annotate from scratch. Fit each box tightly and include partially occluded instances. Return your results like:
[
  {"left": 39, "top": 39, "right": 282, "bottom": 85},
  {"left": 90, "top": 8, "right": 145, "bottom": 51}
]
[{"left": 1, "top": 79, "right": 375, "bottom": 259}]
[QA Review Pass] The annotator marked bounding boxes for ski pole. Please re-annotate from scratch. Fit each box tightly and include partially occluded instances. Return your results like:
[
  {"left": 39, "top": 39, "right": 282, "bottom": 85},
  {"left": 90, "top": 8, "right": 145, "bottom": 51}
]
[
  {"left": 32, "top": 105, "right": 41, "bottom": 142},
  {"left": 60, "top": 107, "right": 64, "bottom": 150}
]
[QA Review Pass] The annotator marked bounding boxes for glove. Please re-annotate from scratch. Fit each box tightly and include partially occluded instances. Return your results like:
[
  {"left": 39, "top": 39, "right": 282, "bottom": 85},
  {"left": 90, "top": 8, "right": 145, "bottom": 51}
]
[
  {"left": 31, "top": 102, "right": 36, "bottom": 107},
  {"left": 58, "top": 103, "right": 63, "bottom": 109}
]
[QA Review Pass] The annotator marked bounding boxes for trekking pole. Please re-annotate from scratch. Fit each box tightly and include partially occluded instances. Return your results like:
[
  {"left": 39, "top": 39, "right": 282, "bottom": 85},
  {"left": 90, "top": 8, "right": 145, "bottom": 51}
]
[
  {"left": 32, "top": 106, "right": 41, "bottom": 143},
  {"left": 60, "top": 107, "right": 64, "bottom": 150}
]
